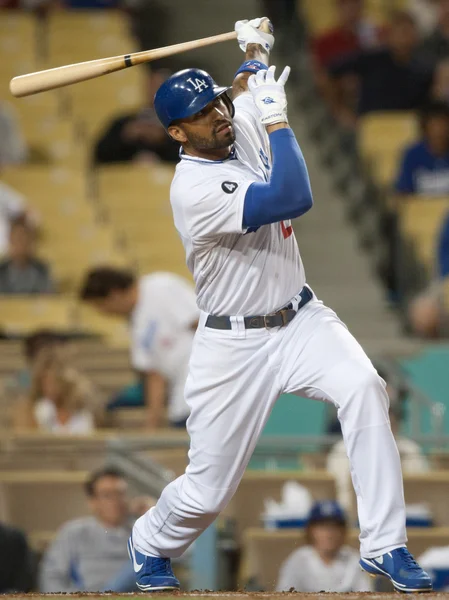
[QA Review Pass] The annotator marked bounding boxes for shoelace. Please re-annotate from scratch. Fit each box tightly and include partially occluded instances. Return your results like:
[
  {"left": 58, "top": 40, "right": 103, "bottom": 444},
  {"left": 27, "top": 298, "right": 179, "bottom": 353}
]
[
  {"left": 396, "top": 548, "right": 422, "bottom": 572},
  {"left": 150, "top": 557, "right": 175, "bottom": 576}
]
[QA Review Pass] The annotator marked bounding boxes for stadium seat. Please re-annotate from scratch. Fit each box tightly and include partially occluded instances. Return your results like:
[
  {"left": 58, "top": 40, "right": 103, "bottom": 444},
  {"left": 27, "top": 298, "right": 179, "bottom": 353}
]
[
  {"left": 95, "top": 164, "right": 190, "bottom": 277},
  {"left": 403, "top": 472, "right": 449, "bottom": 526},
  {"left": 0, "top": 296, "right": 76, "bottom": 334},
  {"left": 75, "top": 303, "right": 130, "bottom": 347},
  {"left": 1, "top": 165, "right": 87, "bottom": 203},
  {"left": 0, "top": 470, "right": 88, "bottom": 535},
  {"left": 47, "top": 10, "right": 133, "bottom": 64},
  {"left": 241, "top": 526, "right": 449, "bottom": 590},
  {"left": 359, "top": 112, "right": 418, "bottom": 186},
  {"left": 226, "top": 471, "right": 336, "bottom": 538},
  {"left": 398, "top": 197, "right": 449, "bottom": 269},
  {"left": 96, "top": 163, "right": 175, "bottom": 205}
]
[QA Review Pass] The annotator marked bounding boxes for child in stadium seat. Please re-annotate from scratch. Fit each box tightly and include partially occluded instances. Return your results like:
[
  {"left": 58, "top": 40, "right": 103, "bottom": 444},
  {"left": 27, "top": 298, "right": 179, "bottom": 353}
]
[
  {"left": 12, "top": 346, "right": 99, "bottom": 434},
  {"left": 276, "top": 500, "right": 373, "bottom": 592}
]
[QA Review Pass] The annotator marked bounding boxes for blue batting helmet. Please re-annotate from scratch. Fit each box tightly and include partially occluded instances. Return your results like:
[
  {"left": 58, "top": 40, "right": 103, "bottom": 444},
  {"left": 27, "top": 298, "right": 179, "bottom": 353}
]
[
  {"left": 307, "top": 501, "right": 346, "bottom": 526},
  {"left": 154, "top": 68, "right": 234, "bottom": 129}
]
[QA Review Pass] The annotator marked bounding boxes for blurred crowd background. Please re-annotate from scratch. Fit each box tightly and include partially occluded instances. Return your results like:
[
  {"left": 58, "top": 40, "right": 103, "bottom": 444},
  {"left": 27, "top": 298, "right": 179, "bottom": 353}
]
[{"left": 1, "top": 0, "right": 449, "bottom": 595}]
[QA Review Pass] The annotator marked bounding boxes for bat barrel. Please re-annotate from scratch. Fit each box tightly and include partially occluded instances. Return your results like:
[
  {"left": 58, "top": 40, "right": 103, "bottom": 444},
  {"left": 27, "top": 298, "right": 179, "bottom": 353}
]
[{"left": 10, "top": 30, "right": 238, "bottom": 98}]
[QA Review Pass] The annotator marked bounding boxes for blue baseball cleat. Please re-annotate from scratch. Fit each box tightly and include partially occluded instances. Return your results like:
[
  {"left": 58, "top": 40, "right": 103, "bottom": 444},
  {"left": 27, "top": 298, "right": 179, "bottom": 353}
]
[
  {"left": 128, "top": 536, "right": 180, "bottom": 592},
  {"left": 360, "top": 547, "right": 432, "bottom": 593}
]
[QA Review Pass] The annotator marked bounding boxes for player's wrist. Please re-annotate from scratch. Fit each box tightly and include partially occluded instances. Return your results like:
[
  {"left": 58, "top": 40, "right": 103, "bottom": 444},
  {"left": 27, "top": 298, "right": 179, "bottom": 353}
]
[
  {"left": 234, "top": 59, "right": 268, "bottom": 79},
  {"left": 266, "top": 122, "right": 290, "bottom": 133}
]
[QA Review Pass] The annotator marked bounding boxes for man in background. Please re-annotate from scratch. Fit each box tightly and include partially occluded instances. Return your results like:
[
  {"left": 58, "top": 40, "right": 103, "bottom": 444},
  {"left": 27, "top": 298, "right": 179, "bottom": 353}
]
[
  {"left": 80, "top": 267, "right": 197, "bottom": 428},
  {"left": 277, "top": 501, "right": 372, "bottom": 592},
  {"left": 330, "top": 11, "right": 432, "bottom": 121},
  {"left": 40, "top": 467, "right": 153, "bottom": 592},
  {"left": 0, "top": 216, "right": 54, "bottom": 294},
  {"left": 312, "top": 0, "right": 384, "bottom": 127},
  {"left": 420, "top": 0, "right": 449, "bottom": 66},
  {"left": 395, "top": 101, "right": 449, "bottom": 195},
  {"left": 93, "top": 69, "right": 179, "bottom": 165}
]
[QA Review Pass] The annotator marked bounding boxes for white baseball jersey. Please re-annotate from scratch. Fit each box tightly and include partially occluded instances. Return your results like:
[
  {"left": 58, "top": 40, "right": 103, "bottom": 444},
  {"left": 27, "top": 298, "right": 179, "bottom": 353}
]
[
  {"left": 170, "top": 92, "right": 306, "bottom": 316},
  {"left": 276, "top": 545, "right": 373, "bottom": 592},
  {"left": 130, "top": 272, "right": 198, "bottom": 421}
]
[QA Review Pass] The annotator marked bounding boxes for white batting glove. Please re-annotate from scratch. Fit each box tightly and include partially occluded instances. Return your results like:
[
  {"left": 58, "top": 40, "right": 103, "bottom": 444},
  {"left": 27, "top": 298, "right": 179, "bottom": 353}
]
[
  {"left": 248, "top": 65, "right": 291, "bottom": 126},
  {"left": 235, "top": 17, "right": 274, "bottom": 53}
]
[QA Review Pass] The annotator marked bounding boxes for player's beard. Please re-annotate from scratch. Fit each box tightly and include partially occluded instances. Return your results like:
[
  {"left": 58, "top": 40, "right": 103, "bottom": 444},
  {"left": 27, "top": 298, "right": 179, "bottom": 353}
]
[{"left": 185, "top": 125, "right": 236, "bottom": 152}]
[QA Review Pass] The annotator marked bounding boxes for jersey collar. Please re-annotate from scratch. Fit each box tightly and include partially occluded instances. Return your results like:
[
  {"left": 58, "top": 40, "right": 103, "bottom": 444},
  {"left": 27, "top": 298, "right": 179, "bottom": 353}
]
[{"left": 179, "top": 146, "right": 237, "bottom": 164}]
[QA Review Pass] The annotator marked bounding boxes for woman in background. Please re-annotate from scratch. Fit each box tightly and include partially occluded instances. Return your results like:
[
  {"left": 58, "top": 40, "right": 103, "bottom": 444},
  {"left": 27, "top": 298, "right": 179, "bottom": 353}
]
[{"left": 13, "top": 347, "right": 98, "bottom": 434}]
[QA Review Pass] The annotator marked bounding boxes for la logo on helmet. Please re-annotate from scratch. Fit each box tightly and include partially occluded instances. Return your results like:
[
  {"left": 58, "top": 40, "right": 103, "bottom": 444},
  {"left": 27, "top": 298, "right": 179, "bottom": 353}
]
[{"left": 187, "top": 78, "right": 209, "bottom": 93}]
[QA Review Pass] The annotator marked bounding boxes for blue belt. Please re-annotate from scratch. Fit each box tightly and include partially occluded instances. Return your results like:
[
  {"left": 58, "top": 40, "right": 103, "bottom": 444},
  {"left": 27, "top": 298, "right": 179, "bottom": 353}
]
[{"left": 205, "top": 286, "right": 313, "bottom": 330}]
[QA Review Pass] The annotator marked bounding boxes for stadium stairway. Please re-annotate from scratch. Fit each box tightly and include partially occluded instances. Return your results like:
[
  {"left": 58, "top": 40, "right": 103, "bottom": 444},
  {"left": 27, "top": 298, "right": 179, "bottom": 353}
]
[
  {"left": 150, "top": 0, "right": 259, "bottom": 84},
  {"left": 288, "top": 108, "right": 419, "bottom": 356}
]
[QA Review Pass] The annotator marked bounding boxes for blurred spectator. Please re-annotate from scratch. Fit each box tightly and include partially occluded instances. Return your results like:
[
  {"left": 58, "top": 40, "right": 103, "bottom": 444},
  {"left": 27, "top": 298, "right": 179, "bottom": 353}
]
[
  {"left": 0, "top": 102, "right": 27, "bottom": 166},
  {"left": 408, "top": 284, "right": 444, "bottom": 337},
  {"left": 330, "top": 11, "right": 432, "bottom": 121},
  {"left": 0, "top": 523, "right": 34, "bottom": 593},
  {"left": 395, "top": 101, "right": 449, "bottom": 195},
  {"left": 408, "top": 0, "right": 439, "bottom": 34},
  {"left": 312, "top": 0, "right": 382, "bottom": 69},
  {"left": 420, "top": 0, "right": 449, "bottom": 66},
  {"left": 312, "top": 0, "right": 384, "bottom": 126},
  {"left": 40, "top": 467, "right": 154, "bottom": 592},
  {"left": 0, "top": 182, "right": 27, "bottom": 256},
  {"left": 0, "top": 216, "right": 53, "bottom": 294},
  {"left": 63, "top": 0, "right": 120, "bottom": 6},
  {"left": 80, "top": 267, "right": 197, "bottom": 429},
  {"left": 418, "top": 545, "right": 449, "bottom": 590},
  {"left": 94, "top": 69, "right": 179, "bottom": 165},
  {"left": 276, "top": 500, "right": 372, "bottom": 592},
  {"left": 327, "top": 371, "right": 428, "bottom": 511},
  {"left": 13, "top": 347, "right": 97, "bottom": 433},
  {"left": 431, "top": 57, "right": 449, "bottom": 100},
  {"left": 408, "top": 212, "right": 449, "bottom": 337},
  {"left": 3, "top": 330, "right": 68, "bottom": 412}
]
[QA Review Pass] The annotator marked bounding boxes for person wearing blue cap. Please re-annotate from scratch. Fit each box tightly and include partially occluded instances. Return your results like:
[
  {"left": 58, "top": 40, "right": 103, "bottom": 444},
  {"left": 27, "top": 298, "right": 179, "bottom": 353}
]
[{"left": 276, "top": 500, "right": 373, "bottom": 592}]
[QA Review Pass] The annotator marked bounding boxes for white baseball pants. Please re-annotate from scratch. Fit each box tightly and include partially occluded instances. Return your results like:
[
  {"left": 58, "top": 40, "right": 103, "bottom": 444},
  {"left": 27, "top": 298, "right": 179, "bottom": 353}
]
[{"left": 133, "top": 293, "right": 407, "bottom": 559}]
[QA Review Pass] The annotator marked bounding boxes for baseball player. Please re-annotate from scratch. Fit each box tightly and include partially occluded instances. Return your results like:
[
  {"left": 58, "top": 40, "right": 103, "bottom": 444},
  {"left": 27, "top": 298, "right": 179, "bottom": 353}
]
[
  {"left": 128, "top": 18, "right": 432, "bottom": 593},
  {"left": 80, "top": 267, "right": 198, "bottom": 428}
]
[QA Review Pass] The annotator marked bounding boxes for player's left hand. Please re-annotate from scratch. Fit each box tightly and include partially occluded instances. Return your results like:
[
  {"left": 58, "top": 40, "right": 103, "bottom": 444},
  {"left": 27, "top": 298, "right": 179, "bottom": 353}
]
[
  {"left": 235, "top": 17, "right": 274, "bottom": 53},
  {"left": 248, "top": 65, "right": 291, "bottom": 126}
]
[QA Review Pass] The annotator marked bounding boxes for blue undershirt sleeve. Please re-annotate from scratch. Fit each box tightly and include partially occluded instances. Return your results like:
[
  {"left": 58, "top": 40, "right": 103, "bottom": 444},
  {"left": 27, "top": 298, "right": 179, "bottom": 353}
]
[{"left": 243, "top": 128, "right": 313, "bottom": 229}]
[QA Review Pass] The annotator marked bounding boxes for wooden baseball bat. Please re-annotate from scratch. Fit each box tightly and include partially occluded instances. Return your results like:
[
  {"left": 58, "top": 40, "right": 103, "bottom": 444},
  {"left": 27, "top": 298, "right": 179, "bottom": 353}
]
[{"left": 9, "top": 30, "right": 237, "bottom": 98}]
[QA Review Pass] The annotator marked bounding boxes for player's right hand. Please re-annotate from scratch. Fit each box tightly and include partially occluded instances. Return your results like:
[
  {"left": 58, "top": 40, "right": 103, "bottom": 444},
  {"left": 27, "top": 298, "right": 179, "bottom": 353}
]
[
  {"left": 248, "top": 65, "right": 290, "bottom": 126},
  {"left": 235, "top": 17, "right": 274, "bottom": 53}
]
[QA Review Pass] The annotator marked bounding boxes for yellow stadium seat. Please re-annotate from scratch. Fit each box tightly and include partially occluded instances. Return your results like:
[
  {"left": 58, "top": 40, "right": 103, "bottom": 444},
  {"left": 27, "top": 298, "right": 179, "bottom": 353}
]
[
  {"left": 399, "top": 197, "right": 449, "bottom": 269},
  {"left": 69, "top": 72, "right": 144, "bottom": 141},
  {"left": 97, "top": 164, "right": 175, "bottom": 202},
  {"left": 0, "top": 296, "right": 76, "bottom": 334},
  {"left": 47, "top": 11, "right": 132, "bottom": 64},
  {"left": 1, "top": 165, "right": 87, "bottom": 206},
  {"left": 359, "top": 112, "right": 419, "bottom": 186},
  {"left": 75, "top": 303, "right": 129, "bottom": 347}
]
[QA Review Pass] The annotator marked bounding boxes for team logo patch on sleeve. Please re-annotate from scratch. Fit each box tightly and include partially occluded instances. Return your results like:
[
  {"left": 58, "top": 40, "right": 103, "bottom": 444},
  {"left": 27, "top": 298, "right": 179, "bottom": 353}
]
[{"left": 222, "top": 181, "right": 238, "bottom": 194}]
